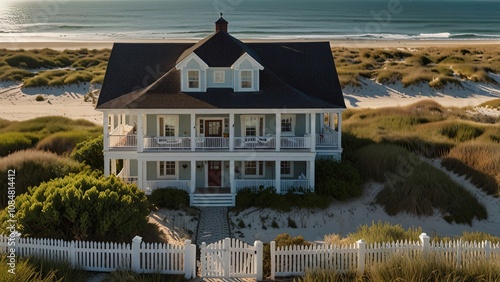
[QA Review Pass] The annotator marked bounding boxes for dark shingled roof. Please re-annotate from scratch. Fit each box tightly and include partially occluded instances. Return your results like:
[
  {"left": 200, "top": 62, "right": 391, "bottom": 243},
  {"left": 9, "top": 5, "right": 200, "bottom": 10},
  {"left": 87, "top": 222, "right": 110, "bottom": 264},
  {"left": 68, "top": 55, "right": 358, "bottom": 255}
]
[{"left": 96, "top": 32, "right": 345, "bottom": 110}]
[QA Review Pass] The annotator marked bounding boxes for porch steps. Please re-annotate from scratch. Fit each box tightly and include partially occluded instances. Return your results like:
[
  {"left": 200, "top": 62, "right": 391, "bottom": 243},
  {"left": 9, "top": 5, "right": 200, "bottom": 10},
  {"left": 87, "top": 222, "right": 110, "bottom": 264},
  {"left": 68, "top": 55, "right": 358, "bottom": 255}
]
[{"left": 190, "top": 194, "right": 235, "bottom": 207}]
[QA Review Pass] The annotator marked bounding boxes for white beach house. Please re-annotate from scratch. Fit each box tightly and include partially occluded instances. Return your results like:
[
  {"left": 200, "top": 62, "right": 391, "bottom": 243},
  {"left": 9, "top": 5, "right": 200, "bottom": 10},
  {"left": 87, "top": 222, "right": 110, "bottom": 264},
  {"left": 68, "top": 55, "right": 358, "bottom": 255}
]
[{"left": 95, "top": 17, "right": 346, "bottom": 206}]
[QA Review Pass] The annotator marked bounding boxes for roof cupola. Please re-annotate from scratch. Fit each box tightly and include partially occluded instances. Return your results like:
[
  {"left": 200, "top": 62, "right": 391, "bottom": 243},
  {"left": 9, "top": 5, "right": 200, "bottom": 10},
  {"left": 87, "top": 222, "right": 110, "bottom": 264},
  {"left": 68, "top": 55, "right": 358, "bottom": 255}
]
[{"left": 215, "top": 13, "right": 228, "bottom": 33}]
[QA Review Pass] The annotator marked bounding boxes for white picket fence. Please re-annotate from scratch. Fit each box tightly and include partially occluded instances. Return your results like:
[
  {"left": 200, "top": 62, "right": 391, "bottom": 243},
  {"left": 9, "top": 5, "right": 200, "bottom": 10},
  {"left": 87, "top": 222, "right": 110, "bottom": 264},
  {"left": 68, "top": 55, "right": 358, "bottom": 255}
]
[
  {"left": 270, "top": 233, "right": 500, "bottom": 279},
  {"left": 0, "top": 235, "right": 196, "bottom": 279}
]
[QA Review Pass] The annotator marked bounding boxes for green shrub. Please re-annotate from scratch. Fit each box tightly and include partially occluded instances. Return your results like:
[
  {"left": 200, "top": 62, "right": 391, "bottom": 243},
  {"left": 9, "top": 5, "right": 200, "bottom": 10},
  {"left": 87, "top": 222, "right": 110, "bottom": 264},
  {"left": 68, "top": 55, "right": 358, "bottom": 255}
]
[
  {"left": 71, "top": 135, "right": 104, "bottom": 171},
  {"left": 36, "top": 131, "right": 92, "bottom": 155},
  {"left": 35, "top": 94, "right": 45, "bottom": 101},
  {"left": 1, "top": 172, "right": 149, "bottom": 242},
  {"left": 346, "top": 221, "right": 422, "bottom": 243},
  {"left": 0, "top": 67, "right": 34, "bottom": 81},
  {"left": 264, "top": 233, "right": 311, "bottom": 278},
  {"left": 148, "top": 188, "right": 189, "bottom": 210},
  {"left": 0, "top": 150, "right": 83, "bottom": 208},
  {"left": 0, "top": 132, "right": 35, "bottom": 157},
  {"left": 4, "top": 54, "right": 53, "bottom": 68},
  {"left": 315, "top": 158, "right": 362, "bottom": 200}
]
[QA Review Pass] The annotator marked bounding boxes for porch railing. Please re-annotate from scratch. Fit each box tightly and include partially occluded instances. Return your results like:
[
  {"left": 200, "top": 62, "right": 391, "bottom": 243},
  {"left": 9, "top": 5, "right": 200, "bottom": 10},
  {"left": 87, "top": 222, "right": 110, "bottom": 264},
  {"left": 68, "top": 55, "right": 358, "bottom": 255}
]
[
  {"left": 280, "top": 137, "right": 311, "bottom": 149},
  {"left": 116, "top": 169, "right": 138, "bottom": 184},
  {"left": 280, "top": 180, "right": 310, "bottom": 193},
  {"left": 144, "top": 137, "right": 191, "bottom": 150},
  {"left": 234, "top": 136, "right": 276, "bottom": 150},
  {"left": 195, "top": 137, "right": 229, "bottom": 149},
  {"left": 109, "top": 134, "right": 137, "bottom": 148},
  {"left": 235, "top": 180, "right": 275, "bottom": 192},
  {"left": 143, "top": 180, "right": 190, "bottom": 192},
  {"left": 316, "top": 133, "right": 338, "bottom": 147}
]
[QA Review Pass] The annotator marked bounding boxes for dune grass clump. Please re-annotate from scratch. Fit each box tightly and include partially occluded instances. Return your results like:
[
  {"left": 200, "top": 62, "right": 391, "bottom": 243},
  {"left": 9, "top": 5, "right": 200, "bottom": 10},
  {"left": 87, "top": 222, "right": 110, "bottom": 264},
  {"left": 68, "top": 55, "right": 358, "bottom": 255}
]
[
  {"left": 356, "top": 144, "right": 487, "bottom": 224},
  {"left": 0, "top": 150, "right": 83, "bottom": 208},
  {"left": 0, "top": 48, "right": 110, "bottom": 87},
  {"left": 442, "top": 142, "right": 500, "bottom": 196},
  {"left": 479, "top": 98, "right": 500, "bottom": 110},
  {"left": 439, "top": 122, "right": 484, "bottom": 142},
  {"left": 35, "top": 131, "right": 93, "bottom": 155},
  {"left": 332, "top": 45, "right": 499, "bottom": 88}
]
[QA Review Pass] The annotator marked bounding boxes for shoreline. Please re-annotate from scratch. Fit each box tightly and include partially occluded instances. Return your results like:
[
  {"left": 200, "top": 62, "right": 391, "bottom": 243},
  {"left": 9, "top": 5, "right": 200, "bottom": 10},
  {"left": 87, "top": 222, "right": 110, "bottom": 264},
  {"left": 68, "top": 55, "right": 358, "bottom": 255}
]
[{"left": 1, "top": 39, "right": 499, "bottom": 50}]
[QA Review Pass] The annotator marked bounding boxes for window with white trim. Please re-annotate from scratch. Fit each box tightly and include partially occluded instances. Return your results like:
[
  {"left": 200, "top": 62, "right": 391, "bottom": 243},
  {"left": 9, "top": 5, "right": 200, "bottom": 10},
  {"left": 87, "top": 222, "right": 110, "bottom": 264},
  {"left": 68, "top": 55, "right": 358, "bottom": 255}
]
[
  {"left": 214, "top": 71, "right": 225, "bottom": 83},
  {"left": 158, "top": 115, "right": 178, "bottom": 137},
  {"left": 241, "top": 115, "right": 264, "bottom": 137},
  {"left": 187, "top": 70, "right": 200, "bottom": 89},
  {"left": 280, "top": 161, "right": 293, "bottom": 177},
  {"left": 158, "top": 161, "right": 177, "bottom": 179},
  {"left": 244, "top": 161, "right": 264, "bottom": 178},
  {"left": 240, "top": 70, "right": 253, "bottom": 89},
  {"left": 281, "top": 115, "right": 295, "bottom": 136}
]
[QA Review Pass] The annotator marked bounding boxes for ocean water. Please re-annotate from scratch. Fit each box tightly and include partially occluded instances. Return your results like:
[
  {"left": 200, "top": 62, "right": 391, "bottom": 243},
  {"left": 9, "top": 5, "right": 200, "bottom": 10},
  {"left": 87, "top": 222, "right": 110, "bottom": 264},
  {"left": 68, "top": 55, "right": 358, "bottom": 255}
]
[{"left": 0, "top": 0, "right": 499, "bottom": 41}]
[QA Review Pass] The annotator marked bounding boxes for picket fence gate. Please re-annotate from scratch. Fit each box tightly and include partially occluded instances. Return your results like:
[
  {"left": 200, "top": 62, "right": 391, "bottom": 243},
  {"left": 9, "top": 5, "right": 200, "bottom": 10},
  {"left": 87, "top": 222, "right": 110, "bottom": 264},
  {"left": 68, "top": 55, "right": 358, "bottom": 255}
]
[
  {"left": 270, "top": 233, "right": 500, "bottom": 279},
  {"left": 200, "top": 238, "right": 263, "bottom": 280},
  {"left": 0, "top": 235, "right": 196, "bottom": 279}
]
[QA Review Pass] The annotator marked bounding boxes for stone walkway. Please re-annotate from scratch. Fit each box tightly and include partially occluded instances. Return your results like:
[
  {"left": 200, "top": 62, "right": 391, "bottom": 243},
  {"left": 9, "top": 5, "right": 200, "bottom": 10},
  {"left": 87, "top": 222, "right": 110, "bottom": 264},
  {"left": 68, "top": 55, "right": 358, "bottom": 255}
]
[{"left": 196, "top": 207, "right": 231, "bottom": 245}]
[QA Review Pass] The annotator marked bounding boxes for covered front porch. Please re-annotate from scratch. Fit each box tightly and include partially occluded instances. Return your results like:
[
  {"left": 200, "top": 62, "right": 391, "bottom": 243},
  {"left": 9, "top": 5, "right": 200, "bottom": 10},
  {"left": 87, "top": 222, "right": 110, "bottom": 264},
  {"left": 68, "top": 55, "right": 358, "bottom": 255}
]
[{"left": 112, "top": 158, "right": 315, "bottom": 207}]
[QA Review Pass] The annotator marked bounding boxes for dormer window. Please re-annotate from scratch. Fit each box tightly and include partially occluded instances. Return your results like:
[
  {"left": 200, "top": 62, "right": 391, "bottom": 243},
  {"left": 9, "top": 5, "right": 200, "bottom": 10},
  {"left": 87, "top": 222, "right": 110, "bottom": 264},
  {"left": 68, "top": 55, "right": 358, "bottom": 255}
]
[
  {"left": 214, "top": 71, "right": 225, "bottom": 84},
  {"left": 188, "top": 70, "right": 200, "bottom": 89},
  {"left": 240, "top": 70, "right": 253, "bottom": 89}
]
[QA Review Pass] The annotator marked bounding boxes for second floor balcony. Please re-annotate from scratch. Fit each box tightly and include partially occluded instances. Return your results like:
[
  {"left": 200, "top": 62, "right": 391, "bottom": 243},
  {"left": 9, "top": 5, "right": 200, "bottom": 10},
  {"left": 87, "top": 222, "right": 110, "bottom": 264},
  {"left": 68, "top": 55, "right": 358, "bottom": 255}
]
[{"left": 104, "top": 112, "right": 341, "bottom": 153}]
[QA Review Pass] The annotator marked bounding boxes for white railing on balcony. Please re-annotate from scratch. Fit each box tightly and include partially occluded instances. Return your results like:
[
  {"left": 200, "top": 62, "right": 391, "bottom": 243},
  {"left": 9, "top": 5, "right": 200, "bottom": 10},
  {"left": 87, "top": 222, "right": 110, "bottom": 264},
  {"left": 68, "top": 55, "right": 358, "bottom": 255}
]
[
  {"left": 234, "top": 136, "right": 276, "bottom": 150},
  {"left": 280, "top": 180, "right": 310, "bottom": 193},
  {"left": 195, "top": 137, "right": 229, "bottom": 149},
  {"left": 109, "top": 134, "right": 137, "bottom": 148},
  {"left": 316, "top": 133, "right": 338, "bottom": 147},
  {"left": 235, "top": 180, "right": 275, "bottom": 192},
  {"left": 280, "top": 137, "right": 311, "bottom": 149},
  {"left": 117, "top": 169, "right": 138, "bottom": 184},
  {"left": 144, "top": 180, "right": 190, "bottom": 192},
  {"left": 144, "top": 137, "right": 191, "bottom": 150},
  {"left": 110, "top": 124, "right": 134, "bottom": 136}
]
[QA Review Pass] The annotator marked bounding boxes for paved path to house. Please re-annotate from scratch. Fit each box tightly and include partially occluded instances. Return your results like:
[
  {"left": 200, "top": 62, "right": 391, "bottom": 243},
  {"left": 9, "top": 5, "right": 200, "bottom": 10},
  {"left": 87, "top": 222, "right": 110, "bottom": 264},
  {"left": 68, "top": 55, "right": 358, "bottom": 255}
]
[{"left": 196, "top": 207, "right": 231, "bottom": 245}]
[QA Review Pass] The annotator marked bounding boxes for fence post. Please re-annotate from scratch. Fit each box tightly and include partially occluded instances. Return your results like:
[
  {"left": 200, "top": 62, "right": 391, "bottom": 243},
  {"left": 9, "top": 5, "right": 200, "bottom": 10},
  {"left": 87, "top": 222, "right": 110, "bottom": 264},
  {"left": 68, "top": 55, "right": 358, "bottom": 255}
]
[
  {"left": 69, "top": 241, "right": 76, "bottom": 267},
  {"left": 131, "top": 236, "right": 142, "bottom": 272},
  {"left": 255, "top": 240, "right": 263, "bottom": 281},
  {"left": 420, "top": 233, "right": 430, "bottom": 257},
  {"left": 270, "top": 241, "right": 276, "bottom": 280},
  {"left": 223, "top": 238, "right": 230, "bottom": 278},
  {"left": 190, "top": 242, "right": 197, "bottom": 279},
  {"left": 356, "top": 240, "right": 366, "bottom": 274},
  {"left": 485, "top": 241, "right": 491, "bottom": 261},
  {"left": 200, "top": 242, "right": 206, "bottom": 277},
  {"left": 183, "top": 240, "right": 193, "bottom": 279},
  {"left": 456, "top": 239, "right": 462, "bottom": 269}
]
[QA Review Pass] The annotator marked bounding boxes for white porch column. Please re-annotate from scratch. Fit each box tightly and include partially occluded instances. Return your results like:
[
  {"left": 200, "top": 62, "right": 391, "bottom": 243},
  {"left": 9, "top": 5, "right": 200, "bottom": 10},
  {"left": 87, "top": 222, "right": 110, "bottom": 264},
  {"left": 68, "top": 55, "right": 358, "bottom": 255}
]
[
  {"left": 191, "top": 114, "right": 196, "bottom": 151},
  {"left": 275, "top": 160, "right": 281, "bottom": 194},
  {"left": 275, "top": 112, "right": 281, "bottom": 151},
  {"left": 110, "top": 113, "right": 115, "bottom": 132},
  {"left": 230, "top": 160, "right": 235, "bottom": 194},
  {"left": 103, "top": 112, "right": 109, "bottom": 151},
  {"left": 111, "top": 159, "right": 117, "bottom": 175},
  {"left": 229, "top": 113, "right": 234, "bottom": 151},
  {"left": 190, "top": 160, "right": 196, "bottom": 194},
  {"left": 308, "top": 159, "right": 315, "bottom": 192},
  {"left": 104, "top": 155, "right": 110, "bottom": 176},
  {"left": 337, "top": 112, "right": 342, "bottom": 150},
  {"left": 305, "top": 113, "right": 310, "bottom": 134},
  {"left": 137, "top": 113, "right": 144, "bottom": 152},
  {"left": 310, "top": 113, "right": 316, "bottom": 153},
  {"left": 137, "top": 159, "right": 144, "bottom": 191}
]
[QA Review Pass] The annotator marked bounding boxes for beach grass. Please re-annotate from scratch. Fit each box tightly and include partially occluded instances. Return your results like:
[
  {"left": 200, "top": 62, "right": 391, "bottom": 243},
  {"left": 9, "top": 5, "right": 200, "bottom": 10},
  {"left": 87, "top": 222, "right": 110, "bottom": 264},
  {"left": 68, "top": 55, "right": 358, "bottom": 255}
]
[
  {"left": 0, "top": 48, "right": 110, "bottom": 87},
  {"left": 332, "top": 45, "right": 500, "bottom": 88}
]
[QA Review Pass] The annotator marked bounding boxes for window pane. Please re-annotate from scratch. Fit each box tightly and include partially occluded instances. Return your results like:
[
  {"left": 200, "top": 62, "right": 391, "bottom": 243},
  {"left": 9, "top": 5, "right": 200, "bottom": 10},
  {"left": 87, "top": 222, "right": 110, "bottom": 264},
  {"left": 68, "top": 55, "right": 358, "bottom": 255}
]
[
  {"left": 160, "top": 161, "right": 176, "bottom": 176},
  {"left": 188, "top": 70, "right": 199, "bottom": 88},
  {"left": 281, "top": 161, "right": 291, "bottom": 175},
  {"left": 245, "top": 161, "right": 257, "bottom": 175},
  {"left": 245, "top": 117, "right": 257, "bottom": 136},
  {"left": 282, "top": 117, "right": 293, "bottom": 132},
  {"left": 214, "top": 71, "right": 225, "bottom": 83},
  {"left": 241, "top": 70, "right": 252, "bottom": 88}
]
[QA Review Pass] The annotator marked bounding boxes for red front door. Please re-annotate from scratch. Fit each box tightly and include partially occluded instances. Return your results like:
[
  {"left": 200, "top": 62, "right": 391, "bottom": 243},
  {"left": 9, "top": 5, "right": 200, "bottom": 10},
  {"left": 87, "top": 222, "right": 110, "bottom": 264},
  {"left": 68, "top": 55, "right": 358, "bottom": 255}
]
[{"left": 208, "top": 161, "right": 222, "bottom": 187}]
